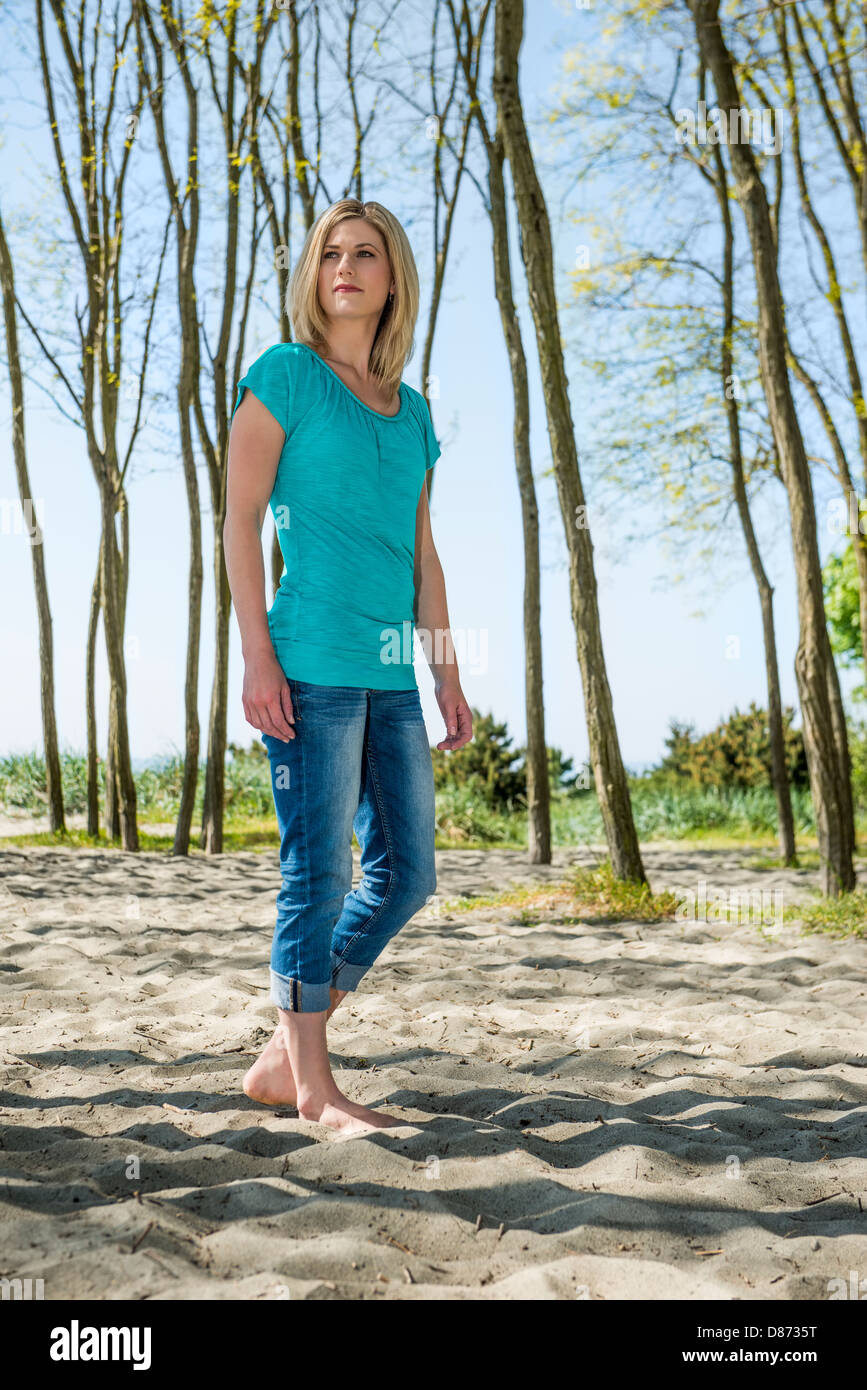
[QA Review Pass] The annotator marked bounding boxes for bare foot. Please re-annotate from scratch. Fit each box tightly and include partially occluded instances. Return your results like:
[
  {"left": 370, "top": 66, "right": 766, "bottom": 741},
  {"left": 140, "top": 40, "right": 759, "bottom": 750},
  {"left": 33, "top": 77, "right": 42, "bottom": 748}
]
[
  {"left": 242, "top": 990, "right": 348, "bottom": 1108},
  {"left": 242, "top": 1026, "right": 297, "bottom": 1107},
  {"left": 298, "top": 1090, "right": 405, "bottom": 1136}
]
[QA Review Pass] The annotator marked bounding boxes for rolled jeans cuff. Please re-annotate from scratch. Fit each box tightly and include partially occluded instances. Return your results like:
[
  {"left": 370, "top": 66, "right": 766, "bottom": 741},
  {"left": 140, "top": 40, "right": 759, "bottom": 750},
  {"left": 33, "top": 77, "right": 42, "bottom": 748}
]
[
  {"left": 270, "top": 968, "right": 332, "bottom": 1014},
  {"left": 330, "top": 951, "right": 372, "bottom": 992}
]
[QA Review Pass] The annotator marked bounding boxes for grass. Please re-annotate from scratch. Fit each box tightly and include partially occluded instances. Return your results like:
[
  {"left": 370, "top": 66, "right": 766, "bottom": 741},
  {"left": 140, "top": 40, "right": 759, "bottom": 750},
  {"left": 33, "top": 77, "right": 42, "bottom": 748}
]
[
  {"left": 442, "top": 860, "right": 682, "bottom": 925},
  {"left": 3, "top": 818, "right": 289, "bottom": 855},
  {"left": 1, "top": 745, "right": 866, "bottom": 864},
  {"left": 441, "top": 857, "right": 867, "bottom": 940},
  {"left": 3, "top": 743, "right": 866, "bottom": 936},
  {"left": 786, "top": 887, "right": 867, "bottom": 940}
]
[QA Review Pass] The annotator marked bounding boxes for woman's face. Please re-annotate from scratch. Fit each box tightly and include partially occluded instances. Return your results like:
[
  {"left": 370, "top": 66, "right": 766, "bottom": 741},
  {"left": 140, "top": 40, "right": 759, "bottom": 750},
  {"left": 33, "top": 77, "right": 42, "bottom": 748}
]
[{"left": 317, "top": 217, "right": 394, "bottom": 325}]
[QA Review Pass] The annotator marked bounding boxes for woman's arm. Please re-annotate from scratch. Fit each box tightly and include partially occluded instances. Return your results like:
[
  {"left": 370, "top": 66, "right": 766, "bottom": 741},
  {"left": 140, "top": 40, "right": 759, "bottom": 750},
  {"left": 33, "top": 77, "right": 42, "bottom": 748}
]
[
  {"left": 224, "top": 393, "right": 297, "bottom": 741},
  {"left": 413, "top": 484, "right": 473, "bottom": 751}
]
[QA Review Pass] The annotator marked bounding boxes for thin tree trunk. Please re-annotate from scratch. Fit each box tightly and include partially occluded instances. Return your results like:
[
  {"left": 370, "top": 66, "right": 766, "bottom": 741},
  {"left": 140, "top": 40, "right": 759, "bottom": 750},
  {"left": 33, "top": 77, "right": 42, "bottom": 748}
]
[
  {"left": 137, "top": 0, "right": 205, "bottom": 857},
  {"left": 99, "top": 483, "right": 138, "bottom": 848},
  {"left": 270, "top": 536, "right": 283, "bottom": 603},
  {"left": 104, "top": 622, "right": 118, "bottom": 842},
  {"left": 489, "top": 126, "right": 551, "bottom": 863},
  {"left": 0, "top": 205, "right": 65, "bottom": 833},
  {"left": 36, "top": 0, "right": 141, "bottom": 851},
  {"left": 194, "top": 1, "right": 273, "bottom": 855},
  {"left": 708, "top": 111, "right": 796, "bottom": 864},
  {"left": 789, "top": 0, "right": 867, "bottom": 298},
  {"left": 690, "top": 0, "right": 854, "bottom": 895},
  {"left": 174, "top": 387, "right": 203, "bottom": 856},
  {"left": 86, "top": 543, "right": 101, "bottom": 837},
  {"left": 449, "top": 0, "right": 551, "bottom": 864},
  {"left": 773, "top": 6, "right": 867, "bottom": 702},
  {"left": 202, "top": 532, "right": 231, "bottom": 854},
  {"left": 493, "top": 0, "right": 645, "bottom": 882}
]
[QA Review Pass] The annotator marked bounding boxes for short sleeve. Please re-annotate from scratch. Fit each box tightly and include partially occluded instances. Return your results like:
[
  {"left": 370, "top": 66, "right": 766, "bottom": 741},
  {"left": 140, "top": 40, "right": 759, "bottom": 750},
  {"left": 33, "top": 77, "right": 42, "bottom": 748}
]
[
  {"left": 421, "top": 401, "right": 440, "bottom": 471},
  {"left": 231, "top": 343, "right": 292, "bottom": 437}
]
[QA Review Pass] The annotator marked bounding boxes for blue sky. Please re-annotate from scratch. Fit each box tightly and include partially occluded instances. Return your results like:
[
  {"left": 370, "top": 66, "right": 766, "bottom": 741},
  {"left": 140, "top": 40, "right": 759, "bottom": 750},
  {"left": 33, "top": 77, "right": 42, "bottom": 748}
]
[{"left": 1, "top": 0, "right": 862, "bottom": 777}]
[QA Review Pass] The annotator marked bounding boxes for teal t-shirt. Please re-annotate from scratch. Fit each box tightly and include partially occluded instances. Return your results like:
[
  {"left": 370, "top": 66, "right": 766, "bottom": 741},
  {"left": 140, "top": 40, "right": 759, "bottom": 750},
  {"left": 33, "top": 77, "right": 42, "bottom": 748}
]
[{"left": 231, "top": 341, "right": 441, "bottom": 689}]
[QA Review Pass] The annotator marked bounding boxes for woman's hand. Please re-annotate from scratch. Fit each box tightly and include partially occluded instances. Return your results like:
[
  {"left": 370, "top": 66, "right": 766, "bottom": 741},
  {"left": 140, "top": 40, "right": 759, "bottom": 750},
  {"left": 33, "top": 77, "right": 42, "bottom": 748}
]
[
  {"left": 243, "top": 649, "right": 296, "bottom": 740},
  {"left": 434, "top": 678, "right": 473, "bottom": 751}
]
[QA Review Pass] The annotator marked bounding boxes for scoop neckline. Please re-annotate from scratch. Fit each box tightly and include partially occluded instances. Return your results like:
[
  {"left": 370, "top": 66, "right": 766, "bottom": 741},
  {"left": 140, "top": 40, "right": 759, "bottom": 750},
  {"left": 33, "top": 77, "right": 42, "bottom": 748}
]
[{"left": 297, "top": 342, "right": 407, "bottom": 421}]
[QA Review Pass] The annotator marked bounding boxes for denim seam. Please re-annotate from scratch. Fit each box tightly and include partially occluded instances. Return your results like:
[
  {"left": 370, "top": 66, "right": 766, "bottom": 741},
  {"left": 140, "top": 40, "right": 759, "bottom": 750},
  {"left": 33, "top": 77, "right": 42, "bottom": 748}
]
[
  {"left": 334, "top": 733, "right": 397, "bottom": 963},
  {"left": 284, "top": 686, "right": 308, "bottom": 1003},
  {"left": 298, "top": 701, "right": 310, "bottom": 994}
]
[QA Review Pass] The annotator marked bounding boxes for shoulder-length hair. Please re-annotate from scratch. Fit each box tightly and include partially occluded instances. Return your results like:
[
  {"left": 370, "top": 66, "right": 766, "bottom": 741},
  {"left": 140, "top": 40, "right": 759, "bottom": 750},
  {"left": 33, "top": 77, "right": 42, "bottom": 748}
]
[{"left": 286, "top": 199, "right": 420, "bottom": 399}]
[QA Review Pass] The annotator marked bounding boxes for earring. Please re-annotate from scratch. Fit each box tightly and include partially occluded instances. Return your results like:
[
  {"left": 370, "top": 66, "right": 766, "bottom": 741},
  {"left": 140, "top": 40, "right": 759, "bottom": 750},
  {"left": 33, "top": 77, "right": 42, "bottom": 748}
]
[{"left": 388, "top": 292, "right": 394, "bottom": 302}]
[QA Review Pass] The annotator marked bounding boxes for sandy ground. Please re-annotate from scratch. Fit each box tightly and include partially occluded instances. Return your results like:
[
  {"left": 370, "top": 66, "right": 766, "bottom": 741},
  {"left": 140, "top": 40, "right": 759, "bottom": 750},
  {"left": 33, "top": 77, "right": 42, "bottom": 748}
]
[{"left": 0, "top": 840, "right": 865, "bottom": 1301}]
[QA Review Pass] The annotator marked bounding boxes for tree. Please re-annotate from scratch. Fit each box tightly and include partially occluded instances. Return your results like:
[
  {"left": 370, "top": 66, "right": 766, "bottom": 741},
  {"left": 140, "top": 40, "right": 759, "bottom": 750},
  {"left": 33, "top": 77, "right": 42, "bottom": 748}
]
[
  {"left": 136, "top": 0, "right": 206, "bottom": 856},
  {"left": 0, "top": 203, "right": 65, "bottom": 832},
  {"left": 443, "top": 0, "right": 552, "bottom": 862},
  {"left": 34, "top": 0, "right": 170, "bottom": 849},
  {"left": 688, "top": 0, "right": 855, "bottom": 895},
  {"left": 493, "top": 0, "right": 647, "bottom": 884}
]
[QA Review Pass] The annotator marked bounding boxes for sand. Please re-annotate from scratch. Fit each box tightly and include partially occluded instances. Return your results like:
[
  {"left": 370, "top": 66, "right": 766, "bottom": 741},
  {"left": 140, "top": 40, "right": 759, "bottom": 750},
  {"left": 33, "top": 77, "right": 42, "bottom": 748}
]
[{"left": 0, "top": 839, "right": 865, "bottom": 1300}]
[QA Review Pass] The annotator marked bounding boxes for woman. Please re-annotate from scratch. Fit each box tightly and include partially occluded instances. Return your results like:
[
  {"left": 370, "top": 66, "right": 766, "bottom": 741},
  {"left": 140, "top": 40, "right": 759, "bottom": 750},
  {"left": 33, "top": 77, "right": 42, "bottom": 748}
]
[{"left": 224, "top": 198, "right": 473, "bottom": 1136}]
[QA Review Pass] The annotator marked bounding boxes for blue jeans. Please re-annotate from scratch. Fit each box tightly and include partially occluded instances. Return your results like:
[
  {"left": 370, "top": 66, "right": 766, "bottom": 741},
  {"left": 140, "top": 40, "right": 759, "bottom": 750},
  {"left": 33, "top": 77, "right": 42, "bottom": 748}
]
[{"left": 260, "top": 678, "right": 437, "bottom": 1013}]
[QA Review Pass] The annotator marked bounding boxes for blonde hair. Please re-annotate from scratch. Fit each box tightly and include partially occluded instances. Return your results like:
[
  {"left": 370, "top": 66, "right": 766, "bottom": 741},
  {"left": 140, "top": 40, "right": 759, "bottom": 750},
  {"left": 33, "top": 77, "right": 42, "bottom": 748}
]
[{"left": 286, "top": 199, "right": 420, "bottom": 398}]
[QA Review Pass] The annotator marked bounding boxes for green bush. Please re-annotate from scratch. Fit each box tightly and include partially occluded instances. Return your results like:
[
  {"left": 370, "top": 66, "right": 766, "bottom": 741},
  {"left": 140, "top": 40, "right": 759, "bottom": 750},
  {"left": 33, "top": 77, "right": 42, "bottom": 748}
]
[
  {"left": 3, "top": 702, "right": 865, "bottom": 849},
  {"left": 651, "top": 701, "right": 809, "bottom": 790},
  {"left": 431, "top": 706, "right": 580, "bottom": 811},
  {"left": 433, "top": 773, "right": 518, "bottom": 844},
  {"left": 848, "top": 716, "right": 867, "bottom": 815}
]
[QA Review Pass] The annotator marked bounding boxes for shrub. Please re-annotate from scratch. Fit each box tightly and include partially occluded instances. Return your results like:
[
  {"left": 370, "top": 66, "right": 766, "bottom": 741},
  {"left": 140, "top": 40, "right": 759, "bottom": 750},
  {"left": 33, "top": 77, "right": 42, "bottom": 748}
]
[{"left": 651, "top": 701, "right": 809, "bottom": 790}]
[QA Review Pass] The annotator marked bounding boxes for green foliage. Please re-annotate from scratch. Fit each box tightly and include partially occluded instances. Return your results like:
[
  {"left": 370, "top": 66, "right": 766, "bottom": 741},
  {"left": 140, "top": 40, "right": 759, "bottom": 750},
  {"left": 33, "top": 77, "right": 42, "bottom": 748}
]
[
  {"left": 133, "top": 756, "right": 189, "bottom": 820},
  {"left": 430, "top": 707, "right": 578, "bottom": 811},
  {"left": 225, "top": 740, "right": 274, "bottom": 817},
  {"left": 650, "top": 701, "right": 809, "bottom": 790},
  {"left": 0, "top": 742, "right": 275, "bottom": 825},
  {"left": 793, "top": 887, "right": 867, "bottom": 939},
  {"left": 0, "top": 749, "right": 63, "bottom": 812},
  {"left": 433, "top": 774, "right": 519, "bottom": 845},
  {"left": 566, "top": 859, "right": 680, "bottom": 922},
  {"left": 4, "top": 706, "right": 867, "bottom": 851},
  {"left": 847, "top": 717, "right": 867, "bottom": 814},
  {"left": 823, "top": 542, "right": 866, "bottom": 700},
  {"left": 443, "top": 858, "right": 681, "bottom": 923},
  {"left": 557, "top": 778, "right": 817, "bottom": 844},
  {"left": 431, "top": 709, "right": 525, "bottom": 809}
]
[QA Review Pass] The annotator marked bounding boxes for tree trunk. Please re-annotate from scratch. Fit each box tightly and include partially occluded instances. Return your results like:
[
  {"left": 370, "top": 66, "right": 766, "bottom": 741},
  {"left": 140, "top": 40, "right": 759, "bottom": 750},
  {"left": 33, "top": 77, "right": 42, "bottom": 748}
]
[
  {"left": 709, "top": 125, "right": 796, "bottom": 864},
  {"left": 774, "top": 3, "right": 867, "bottom": 710},
  {"left": 487, "top": 124, "right": 551, "bottom": 863},
  {"left": 35, "top": 0, "right": 142, "bottom": 853},
  {"left": 104, "top": 657, "right": 119, "bottom": 841},
  {"left": 136, "top": 0, "right": 205, "bottom": 858},
  {"left": 690, "top": 0, "right": 854, "bottom": 895},
  {"left": 174, "top": 388, "right": 203, "bottom": 856},
  {"left": 270, "top": 531, "right": 283, "bottom": 602},
  {"left": 0, "top": 206, "right": 66, "bottom": 833},
  {"left": 448, "top": 0, "right": 552, "bottom": 864},
  {"left": 99, "top": 482, "right": 138, "bottom": 850},
  {"left": 493, "top": 0, "right": 645, "bottom": 883},
  {"left": 201, "top": 529, "right": 231, "bottom": 854},
  {"left": 86, "top": 542, "right": 101, "bottom": 837}
]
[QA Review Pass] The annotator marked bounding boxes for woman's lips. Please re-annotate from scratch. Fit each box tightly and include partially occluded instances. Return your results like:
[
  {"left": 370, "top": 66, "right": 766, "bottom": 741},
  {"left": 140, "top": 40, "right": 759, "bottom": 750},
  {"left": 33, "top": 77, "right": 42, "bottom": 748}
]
[{"left": 335, "top": 285, "right": 361, "bottom": 292}]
